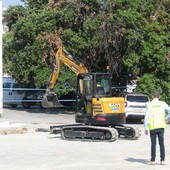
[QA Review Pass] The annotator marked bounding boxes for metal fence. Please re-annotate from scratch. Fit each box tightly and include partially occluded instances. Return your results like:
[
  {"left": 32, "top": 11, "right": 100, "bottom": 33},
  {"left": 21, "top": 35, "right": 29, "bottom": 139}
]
[{"left": 2, "top": 87, "right": 76, "bottom": 108}]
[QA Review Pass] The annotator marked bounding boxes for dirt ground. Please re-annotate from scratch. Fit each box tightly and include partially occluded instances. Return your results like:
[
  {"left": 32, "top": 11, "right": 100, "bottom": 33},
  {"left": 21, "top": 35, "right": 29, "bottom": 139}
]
[{"left": 0, "top": 107, "right": 170, "bottom": 170}]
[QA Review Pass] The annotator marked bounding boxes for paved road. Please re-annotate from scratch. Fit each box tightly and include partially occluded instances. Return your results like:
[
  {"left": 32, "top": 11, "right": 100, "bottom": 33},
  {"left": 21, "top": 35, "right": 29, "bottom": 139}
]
[{"left": 0, "top": 107, "right": 170, "bottom": 170}]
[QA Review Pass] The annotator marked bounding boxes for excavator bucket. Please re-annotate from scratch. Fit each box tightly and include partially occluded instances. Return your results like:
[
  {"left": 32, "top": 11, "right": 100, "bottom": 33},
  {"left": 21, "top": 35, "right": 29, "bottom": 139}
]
[{"left": 41, "top": 91, "right": 63, "bottom": 108}]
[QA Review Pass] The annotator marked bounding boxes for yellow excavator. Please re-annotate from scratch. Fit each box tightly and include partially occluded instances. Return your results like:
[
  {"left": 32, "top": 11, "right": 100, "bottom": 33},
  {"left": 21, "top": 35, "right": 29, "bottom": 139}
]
[{"left": 42, "top": 47, "right": 141, "bottom": 142}]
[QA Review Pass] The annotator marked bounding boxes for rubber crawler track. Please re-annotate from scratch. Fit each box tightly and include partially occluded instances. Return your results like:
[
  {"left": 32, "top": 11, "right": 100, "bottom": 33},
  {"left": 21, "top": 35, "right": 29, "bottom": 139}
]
[
  {"left": 118, "top": 126, "right": 142, "bottom": 140},
  {"left": 61, "top": 125, "right": 119, "bottom": 142}
]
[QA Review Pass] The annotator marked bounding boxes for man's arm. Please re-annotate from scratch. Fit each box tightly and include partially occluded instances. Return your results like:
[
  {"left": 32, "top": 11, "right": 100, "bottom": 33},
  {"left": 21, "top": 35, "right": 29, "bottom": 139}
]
[
  {"left": 165, "top": 103, "right": 170, "bottom": 120},
  {"left": 144, "top": 104, "right": 149, "bottom": 135}
]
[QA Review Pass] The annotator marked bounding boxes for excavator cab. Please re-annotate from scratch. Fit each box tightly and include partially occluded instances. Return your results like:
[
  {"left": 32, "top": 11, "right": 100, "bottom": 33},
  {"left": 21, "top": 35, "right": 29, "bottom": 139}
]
[
  {"left": 76, "top": 72, "right": 111, "bottom": 101},
  {"left": 75, "top": 72, "right": 112, "bottom": 113},
  {"left": 75, "top": 72, "right": 125, "bottom": 126}
]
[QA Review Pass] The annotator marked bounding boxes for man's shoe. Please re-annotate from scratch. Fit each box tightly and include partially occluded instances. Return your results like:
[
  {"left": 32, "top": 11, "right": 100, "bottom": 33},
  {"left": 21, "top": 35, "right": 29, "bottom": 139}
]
[
  {"left": 160, "top": 161, "right": 165, "bottom": 165},
  {"left": 147, "top": 161, "right": 155, "bottom": 165}
]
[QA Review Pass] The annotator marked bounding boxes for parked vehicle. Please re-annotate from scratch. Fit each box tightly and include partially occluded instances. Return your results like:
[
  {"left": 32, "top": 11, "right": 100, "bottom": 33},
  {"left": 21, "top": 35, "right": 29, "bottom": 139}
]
[
  {"left": 119, "top": 92, "right": 149, "bottom": 121},
  {"left": 22, "top": 90, "right": 45, "bottom": 108},
  {"left": 3, "top": 77, "right": 25, "bottom": 108},
  {"left": 3, "top": 75, "right": 45, "bottom": 108}
]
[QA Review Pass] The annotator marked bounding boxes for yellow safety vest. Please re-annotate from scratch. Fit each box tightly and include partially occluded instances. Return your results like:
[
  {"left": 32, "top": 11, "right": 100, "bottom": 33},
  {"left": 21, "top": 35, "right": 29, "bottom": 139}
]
[{"left": 147, "top": 101, "right": 166, "bottom": 130}]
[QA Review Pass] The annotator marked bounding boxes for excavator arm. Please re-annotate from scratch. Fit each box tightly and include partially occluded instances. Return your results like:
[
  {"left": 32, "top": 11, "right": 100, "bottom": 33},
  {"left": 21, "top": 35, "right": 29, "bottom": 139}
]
[
  {"left": 49, "top": 47, "right": 88, "bottom": 89},
  {"left": 42, "top": 47, "right": 88, "bottom": 108}
]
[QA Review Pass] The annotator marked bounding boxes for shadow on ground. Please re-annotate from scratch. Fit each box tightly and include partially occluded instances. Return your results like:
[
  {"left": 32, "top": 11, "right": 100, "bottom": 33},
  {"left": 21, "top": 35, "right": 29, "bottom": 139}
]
[{"left": 125, "top": 157, "right": 147, "bottom": 164}]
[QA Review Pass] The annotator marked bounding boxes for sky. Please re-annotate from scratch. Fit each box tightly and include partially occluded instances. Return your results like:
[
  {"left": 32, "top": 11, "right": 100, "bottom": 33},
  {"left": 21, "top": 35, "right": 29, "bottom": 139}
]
[{"left": 2, "top": 0, "right": 24, "bottom": 9}]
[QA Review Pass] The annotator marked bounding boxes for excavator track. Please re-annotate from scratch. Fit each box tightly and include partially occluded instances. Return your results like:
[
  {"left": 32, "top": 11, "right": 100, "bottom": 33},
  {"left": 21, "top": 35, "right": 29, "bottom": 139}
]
[
  {"left": 115, "top": 125, "right": 141, "bottom": 140},
  {"left": 60, "top": 125, "right": 118, "bottom": 142},
  {"left": 50, "top": 124, "right": 141, "bottom": 142}
]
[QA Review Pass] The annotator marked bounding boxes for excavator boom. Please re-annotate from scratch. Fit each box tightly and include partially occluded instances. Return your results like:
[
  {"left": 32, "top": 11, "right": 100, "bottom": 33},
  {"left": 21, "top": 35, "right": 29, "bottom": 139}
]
[{"left": 42, "top": 47, "right": 88, "bottom": 108}]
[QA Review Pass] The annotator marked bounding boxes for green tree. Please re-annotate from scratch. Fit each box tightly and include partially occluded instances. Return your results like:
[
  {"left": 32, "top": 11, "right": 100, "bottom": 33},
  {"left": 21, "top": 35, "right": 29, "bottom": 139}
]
[
  {"left": 3, "top": 0, "right": 170, "bottom": 102},
  {"left": 3, "top": 5, "right": 26, "bottom": 31}
]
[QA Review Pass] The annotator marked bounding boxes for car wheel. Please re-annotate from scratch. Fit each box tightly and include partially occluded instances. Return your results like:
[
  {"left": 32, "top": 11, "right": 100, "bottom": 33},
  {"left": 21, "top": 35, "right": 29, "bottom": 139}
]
[
  {"left": 10, "top": 104, "right": 17, "bottom": 108},
  {"left": 39, "top": 102, "right": 43, "bottom": 108},
  {"left": 22, "top": 101, "right": 31, "bottom": 109}
]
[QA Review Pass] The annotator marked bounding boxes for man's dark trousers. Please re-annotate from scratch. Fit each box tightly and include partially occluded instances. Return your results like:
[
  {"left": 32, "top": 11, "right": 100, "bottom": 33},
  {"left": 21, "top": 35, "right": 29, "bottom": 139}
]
[{"left": 150, "top": 128, "right": 165, "bottom": 161}]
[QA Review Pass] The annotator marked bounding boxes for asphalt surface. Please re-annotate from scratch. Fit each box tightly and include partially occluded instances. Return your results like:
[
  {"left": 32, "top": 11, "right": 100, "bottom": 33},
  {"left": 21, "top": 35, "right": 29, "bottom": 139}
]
[{"left": 0, "top": 106, "right": 170, "bottom": 170}]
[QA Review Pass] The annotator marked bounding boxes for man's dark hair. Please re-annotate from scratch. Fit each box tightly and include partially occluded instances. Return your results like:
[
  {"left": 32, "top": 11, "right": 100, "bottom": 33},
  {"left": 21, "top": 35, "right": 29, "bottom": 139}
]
[{"left": 153, "top": 91, "right": 161, "bottom": 98}]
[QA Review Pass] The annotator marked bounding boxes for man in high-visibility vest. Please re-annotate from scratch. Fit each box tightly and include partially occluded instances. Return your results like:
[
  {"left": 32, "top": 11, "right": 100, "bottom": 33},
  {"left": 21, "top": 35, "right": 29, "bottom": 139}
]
[{"left": 144, "top": 91, "right": 170, "bottom": 165}]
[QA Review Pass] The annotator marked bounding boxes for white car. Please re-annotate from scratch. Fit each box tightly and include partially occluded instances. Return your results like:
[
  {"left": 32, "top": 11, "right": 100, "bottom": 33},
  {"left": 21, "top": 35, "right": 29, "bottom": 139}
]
[
  {"left": 3, "top": 77, "right": 25, "bottom": 108},
  {"left": 3, "top": 76, "right": 44, "bottom": 108},
  {"left": 120, "top": 92, "right": 149, "bottom": 121}
]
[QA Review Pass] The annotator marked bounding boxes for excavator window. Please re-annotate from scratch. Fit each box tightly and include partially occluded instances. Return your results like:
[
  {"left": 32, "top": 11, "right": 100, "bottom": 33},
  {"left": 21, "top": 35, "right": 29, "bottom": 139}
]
[
  {"left": 84, "top": 80, "right": 92, "bottom": 96},
  {"left": 97, "top": 86, "right": 105, "bottom": 95},
  {"left": 75, "top": 74, "right": 93, "bottom": 114},
  {"left": 95, "top": 74, "right": 111, "bottom": 96}
]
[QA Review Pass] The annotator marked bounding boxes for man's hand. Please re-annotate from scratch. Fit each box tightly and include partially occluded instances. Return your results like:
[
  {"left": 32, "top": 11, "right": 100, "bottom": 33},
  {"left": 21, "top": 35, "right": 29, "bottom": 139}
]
[
  {"left": 165, "top": 119, "right": 170, "bottom": 124},
  {"left": 145, "top": 130, "right": 148, "bottom": 135}
]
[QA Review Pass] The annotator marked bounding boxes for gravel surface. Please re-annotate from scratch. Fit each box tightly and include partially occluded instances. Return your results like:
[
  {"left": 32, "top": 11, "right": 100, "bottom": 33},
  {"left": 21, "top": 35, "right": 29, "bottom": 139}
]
[{"left": 0, "top": 107, "right": 170, "bottom": 170}]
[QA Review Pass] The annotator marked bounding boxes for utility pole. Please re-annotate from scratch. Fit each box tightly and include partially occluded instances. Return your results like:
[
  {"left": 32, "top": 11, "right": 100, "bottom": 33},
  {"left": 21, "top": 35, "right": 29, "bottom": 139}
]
[{"left": 0, "top": 0, "right": 3, "bottom": 117}]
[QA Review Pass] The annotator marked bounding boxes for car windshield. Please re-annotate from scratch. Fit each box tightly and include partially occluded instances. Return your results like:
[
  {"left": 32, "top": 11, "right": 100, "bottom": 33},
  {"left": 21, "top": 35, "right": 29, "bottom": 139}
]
[
  {"left": 3, "top": 82, "right": 12, "bottom": 88},
  {"left": 127, "top": 95, "right": 149, "bottom": 102}
]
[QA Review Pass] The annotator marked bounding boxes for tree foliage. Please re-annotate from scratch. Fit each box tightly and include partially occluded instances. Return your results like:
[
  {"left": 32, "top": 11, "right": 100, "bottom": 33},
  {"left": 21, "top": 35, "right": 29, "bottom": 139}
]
[{"left": 3, "top": 0, "right": 170, "bottom": 102}]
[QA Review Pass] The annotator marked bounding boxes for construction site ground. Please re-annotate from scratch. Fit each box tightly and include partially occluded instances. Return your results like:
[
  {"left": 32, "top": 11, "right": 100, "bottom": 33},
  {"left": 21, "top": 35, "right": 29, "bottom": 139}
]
[{"left": 0, "top": 106, "right": 170, "bottom": 170}]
